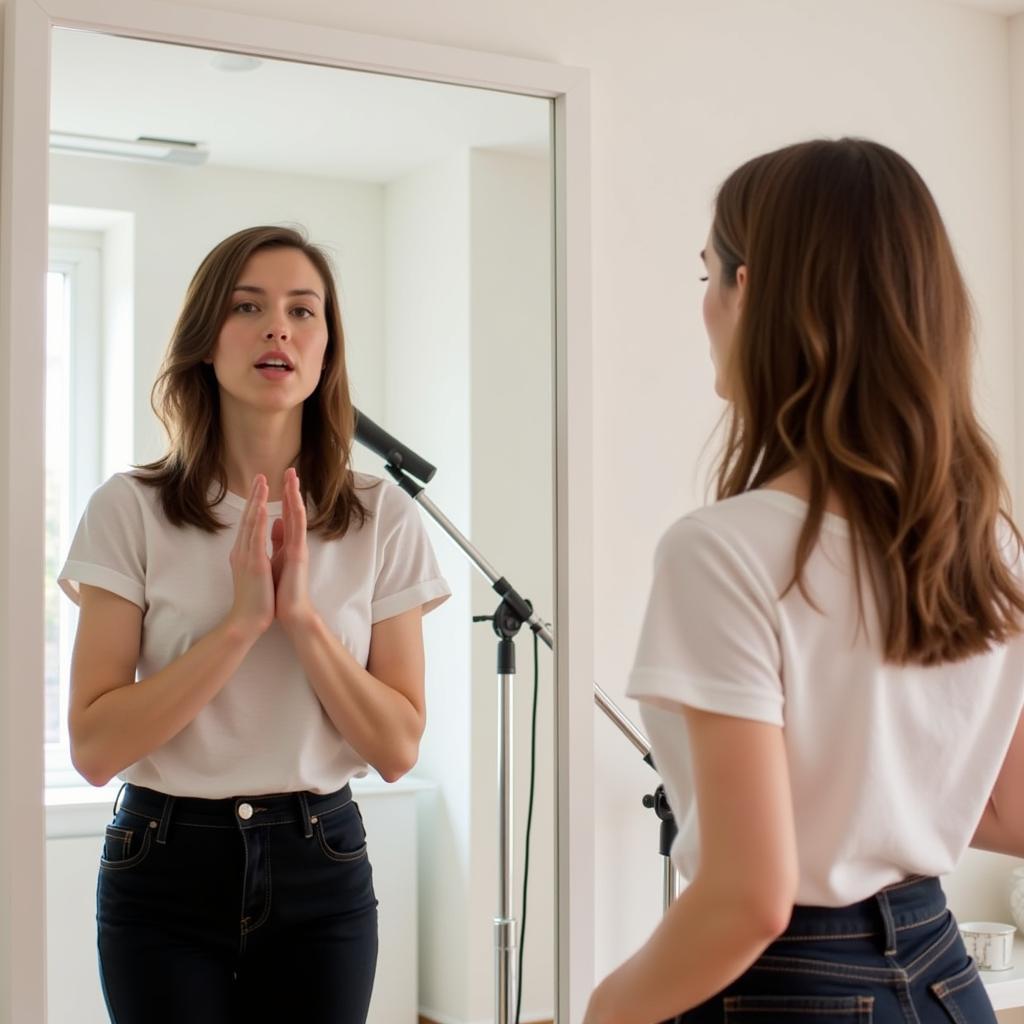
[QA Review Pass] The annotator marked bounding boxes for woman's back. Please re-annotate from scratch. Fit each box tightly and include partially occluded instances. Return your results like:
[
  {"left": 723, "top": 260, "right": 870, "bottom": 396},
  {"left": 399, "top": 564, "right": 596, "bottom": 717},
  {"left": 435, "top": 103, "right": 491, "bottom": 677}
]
[{"left": 629, "top": 488, "right": 1024, "bottom": 906}]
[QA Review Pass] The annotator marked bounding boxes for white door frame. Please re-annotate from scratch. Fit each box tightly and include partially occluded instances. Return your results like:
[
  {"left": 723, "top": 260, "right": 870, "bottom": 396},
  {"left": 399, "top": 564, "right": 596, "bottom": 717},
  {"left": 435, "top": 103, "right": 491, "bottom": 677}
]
[{"left": 0, "top": 1, "right": 593, "bottom": 1021}]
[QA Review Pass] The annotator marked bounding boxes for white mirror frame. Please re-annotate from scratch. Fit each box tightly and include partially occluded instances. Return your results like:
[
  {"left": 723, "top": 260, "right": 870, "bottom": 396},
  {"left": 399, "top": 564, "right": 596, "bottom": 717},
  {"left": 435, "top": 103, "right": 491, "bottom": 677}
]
[{"left": 0, "top": 1, "right": 594, "bottom": 1021}]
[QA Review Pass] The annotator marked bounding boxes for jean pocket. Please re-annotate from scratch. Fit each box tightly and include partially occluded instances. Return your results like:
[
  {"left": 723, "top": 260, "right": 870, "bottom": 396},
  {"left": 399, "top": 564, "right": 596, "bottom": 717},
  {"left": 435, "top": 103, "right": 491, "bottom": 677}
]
[
  {"left": 99, "top": 821, "right": 153, "bottom": 871},
  {"left": 313, "top": 800, "right": 368, "bottom": 863},
  {"left": 724, "top": 995, "right": 874, "bottom": 1022},
  {"left": 931, "top": 960, "right": 997, "bottom": 1024}
]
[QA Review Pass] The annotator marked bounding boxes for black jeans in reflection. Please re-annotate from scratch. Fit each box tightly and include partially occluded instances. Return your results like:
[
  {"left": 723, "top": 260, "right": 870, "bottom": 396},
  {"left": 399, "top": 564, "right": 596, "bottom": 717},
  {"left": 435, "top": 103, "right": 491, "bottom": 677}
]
[{"left": 96, "top": 783, "right": 378, "bottom": 1024}]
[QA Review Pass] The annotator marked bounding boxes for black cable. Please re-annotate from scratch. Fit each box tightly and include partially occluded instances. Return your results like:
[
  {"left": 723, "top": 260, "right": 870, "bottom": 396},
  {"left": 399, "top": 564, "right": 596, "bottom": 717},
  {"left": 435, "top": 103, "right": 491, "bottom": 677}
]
[{"left": 515, "top": 630, "right": 541, "bottom": 1024}]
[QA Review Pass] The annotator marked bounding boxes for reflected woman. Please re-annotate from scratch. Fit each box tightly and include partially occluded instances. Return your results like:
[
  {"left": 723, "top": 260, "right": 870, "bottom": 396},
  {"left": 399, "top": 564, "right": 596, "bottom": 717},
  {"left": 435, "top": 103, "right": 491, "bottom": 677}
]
[
  {"left": 586, "top": 139, "right": 1024, "bottom": 1023},
  {"left": 58, "top": 225, "right": 450, "bottom": 1024}
]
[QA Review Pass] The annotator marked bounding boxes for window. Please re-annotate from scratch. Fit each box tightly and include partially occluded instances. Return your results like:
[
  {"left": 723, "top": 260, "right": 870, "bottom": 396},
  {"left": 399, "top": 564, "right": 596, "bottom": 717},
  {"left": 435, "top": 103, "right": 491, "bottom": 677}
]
[{"left": 45, "top": 229, "right": 104, "bottom": 789}]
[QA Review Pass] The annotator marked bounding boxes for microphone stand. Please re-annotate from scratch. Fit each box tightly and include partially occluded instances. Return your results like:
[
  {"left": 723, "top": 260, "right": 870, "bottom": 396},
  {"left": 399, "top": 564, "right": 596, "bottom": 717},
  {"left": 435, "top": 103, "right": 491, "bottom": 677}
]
[
  {"left": 353, "top": 411, "right": 680, "bottom": 1024},
  {"left": 595, "top": 685, "right": 682, "bottom": 909}
]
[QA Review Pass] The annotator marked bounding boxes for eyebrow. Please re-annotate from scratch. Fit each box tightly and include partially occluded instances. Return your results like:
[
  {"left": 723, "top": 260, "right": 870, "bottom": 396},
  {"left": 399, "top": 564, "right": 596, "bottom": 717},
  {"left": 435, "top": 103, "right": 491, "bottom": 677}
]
[{"left": 233, "top": 285, "right": 323, "bottom": 302}]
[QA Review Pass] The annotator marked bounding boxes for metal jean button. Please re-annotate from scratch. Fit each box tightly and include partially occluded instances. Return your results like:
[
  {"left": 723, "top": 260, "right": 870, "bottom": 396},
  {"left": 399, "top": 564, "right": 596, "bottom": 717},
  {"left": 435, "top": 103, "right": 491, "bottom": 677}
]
[{"left": 237, "top": 802, "right": 254, "bottom": 821}]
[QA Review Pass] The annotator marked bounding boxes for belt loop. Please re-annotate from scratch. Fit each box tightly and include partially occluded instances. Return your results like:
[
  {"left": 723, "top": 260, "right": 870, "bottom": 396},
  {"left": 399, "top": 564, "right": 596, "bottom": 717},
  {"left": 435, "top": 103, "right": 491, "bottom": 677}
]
[
  {"left": 111, "top": 782, "right": 128, "bottom": 817},
  {"left": 155, "top": 794, "right": 175, "bottom": 846},
  {"left": 876, "top": 888, "right": 898, "bottom": 957},
  {"left": 298, "top": 792, "right": 314, "bottom": 839}
]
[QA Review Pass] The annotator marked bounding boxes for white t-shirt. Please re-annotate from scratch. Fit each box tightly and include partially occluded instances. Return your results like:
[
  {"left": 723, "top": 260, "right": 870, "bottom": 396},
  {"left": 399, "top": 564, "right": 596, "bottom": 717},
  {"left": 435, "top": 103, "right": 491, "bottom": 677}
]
[
  {"left": 58, "top": 471, "right": 451, "bottom": 798},
  {"left": 626, "top": 489, "right": 1024, "bottom": 907}
]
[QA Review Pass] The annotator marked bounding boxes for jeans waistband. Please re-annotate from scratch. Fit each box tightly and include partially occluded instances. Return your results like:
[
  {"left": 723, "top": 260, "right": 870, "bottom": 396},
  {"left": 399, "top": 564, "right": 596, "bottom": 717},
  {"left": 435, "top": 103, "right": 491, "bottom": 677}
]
[
  {"left": 114, "top": 783, "right": 354, "bottom": 844},
  {"left": 778, "top": 876, "right": 947, "bottom": 950}
]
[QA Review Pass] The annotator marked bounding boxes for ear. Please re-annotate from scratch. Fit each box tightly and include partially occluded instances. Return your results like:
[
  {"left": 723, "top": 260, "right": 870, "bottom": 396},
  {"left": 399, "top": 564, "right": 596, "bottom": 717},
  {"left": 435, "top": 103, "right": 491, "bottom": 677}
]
[{"left": 734, "top": 264, "right": 748, "bottom": 311}]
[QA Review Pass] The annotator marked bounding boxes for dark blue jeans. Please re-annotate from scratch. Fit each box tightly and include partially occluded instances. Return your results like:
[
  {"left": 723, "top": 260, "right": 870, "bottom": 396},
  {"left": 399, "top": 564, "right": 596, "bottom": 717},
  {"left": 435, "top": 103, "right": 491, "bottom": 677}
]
[
  {"left": 96, "top": 783, "right": 379, "bottom": 1024},
  {"left": 679, "top": 875, "right": 995, "bottom": 1023}
]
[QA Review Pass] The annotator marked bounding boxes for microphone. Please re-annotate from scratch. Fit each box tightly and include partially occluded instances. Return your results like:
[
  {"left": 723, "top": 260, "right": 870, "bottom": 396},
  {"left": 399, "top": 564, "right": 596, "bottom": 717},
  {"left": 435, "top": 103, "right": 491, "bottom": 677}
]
[{"left": 354, "top": 408, "right": 437, "bottom": 484}]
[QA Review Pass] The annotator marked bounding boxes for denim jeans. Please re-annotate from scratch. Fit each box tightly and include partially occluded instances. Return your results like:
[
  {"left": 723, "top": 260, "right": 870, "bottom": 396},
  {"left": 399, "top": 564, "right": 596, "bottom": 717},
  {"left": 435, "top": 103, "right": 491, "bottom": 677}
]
[
  {"left": 678, "top": 875, "right": 995, "bottom": 1023},
  {"left": 96, "top": 783, "right": 379, "bottom": 1024}
]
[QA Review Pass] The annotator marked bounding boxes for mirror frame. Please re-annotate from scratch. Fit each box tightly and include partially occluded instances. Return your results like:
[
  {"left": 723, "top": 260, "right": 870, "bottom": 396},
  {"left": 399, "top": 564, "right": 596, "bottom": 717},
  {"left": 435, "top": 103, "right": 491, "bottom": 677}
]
[{"left": 0, "top": 1, "right": 594, "bottom": 1020}]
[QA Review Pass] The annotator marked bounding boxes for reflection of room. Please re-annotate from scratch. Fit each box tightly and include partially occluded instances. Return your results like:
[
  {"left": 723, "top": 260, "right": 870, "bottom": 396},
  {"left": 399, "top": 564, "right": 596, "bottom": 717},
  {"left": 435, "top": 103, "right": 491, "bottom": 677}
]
[{"left": 43, "top": 29, "right": 553, "bottom": 1024}]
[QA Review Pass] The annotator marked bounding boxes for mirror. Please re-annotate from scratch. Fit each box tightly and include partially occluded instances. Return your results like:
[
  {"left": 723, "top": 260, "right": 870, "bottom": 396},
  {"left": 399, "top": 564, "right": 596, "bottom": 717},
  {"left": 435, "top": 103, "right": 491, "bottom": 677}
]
[{"left": 43, "top": 26, "right": 555, "bottom": 1024}]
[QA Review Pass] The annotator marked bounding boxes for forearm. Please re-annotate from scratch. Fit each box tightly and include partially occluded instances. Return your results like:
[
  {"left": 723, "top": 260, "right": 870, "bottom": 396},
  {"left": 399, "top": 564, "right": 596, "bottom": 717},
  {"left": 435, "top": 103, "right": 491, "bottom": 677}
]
[
  {"left": 284, "top": 611, "right": 422, "bottom": 780},
  {"left": 590, "top": 877, "right": 786, "bottom": 1024},
  {"left": 71, "top": 618, "right": 259, "bottom": 786}
]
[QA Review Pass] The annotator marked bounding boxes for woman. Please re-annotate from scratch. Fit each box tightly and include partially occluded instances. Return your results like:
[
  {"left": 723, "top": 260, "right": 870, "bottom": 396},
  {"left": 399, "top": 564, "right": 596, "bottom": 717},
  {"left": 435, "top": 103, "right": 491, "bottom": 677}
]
[
  {"left": 585, "top": 139, "right": 1024, "bottom": 1023},
  {"left": 58, "top": 225, "right": 450, "bottom": 1024}
]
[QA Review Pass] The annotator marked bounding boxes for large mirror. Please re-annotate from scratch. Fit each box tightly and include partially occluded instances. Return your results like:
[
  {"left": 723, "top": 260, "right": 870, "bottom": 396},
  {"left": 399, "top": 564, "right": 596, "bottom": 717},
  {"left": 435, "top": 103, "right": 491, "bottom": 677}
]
[{"left": 42, "top": 25, "right": 555, "bottom": 1024}]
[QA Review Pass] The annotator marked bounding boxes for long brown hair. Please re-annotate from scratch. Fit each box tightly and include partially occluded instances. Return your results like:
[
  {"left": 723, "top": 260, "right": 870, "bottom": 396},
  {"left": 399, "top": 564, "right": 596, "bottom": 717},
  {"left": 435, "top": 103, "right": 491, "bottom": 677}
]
[
  {"left": 136, "top": 225, "right": 369, "bottom": 538},
  {"left": 710, "top": 138, "right": 1024, "bottom": 665}
]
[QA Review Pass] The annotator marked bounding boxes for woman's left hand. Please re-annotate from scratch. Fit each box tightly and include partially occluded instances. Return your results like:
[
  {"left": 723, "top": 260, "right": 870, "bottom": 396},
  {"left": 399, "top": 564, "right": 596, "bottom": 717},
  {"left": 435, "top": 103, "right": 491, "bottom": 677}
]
[{"left": 271, "top": 467, "right": 316, "bottom": 631}]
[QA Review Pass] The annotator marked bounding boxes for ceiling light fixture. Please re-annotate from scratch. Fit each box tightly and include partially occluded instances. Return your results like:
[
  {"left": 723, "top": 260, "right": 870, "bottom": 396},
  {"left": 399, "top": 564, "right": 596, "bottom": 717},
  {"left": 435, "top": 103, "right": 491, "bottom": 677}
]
[
  {"left": 210, "top": 53, "right": 262, "bottom": 73},
  {"left": 49, "top": 131, "right": 209, "bottom": 166}
]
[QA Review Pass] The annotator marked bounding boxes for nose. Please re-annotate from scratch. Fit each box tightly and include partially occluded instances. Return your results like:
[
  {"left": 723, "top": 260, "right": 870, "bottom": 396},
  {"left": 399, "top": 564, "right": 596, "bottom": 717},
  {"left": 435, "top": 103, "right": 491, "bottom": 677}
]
[{"left": 264, "top": 326, "right": 288, "bottom": 342}]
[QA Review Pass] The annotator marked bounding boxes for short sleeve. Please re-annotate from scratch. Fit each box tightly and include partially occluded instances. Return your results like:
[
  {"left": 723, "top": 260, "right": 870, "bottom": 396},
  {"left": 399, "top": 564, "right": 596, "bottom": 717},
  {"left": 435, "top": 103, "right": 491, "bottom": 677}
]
[
  {"left": 371, "top": 485, "right": 451, "bottom": 624},
  {"left": 626, "top": 516, "right": 783, "bottom": 725},
  {"left": 57, "top": 474, "right": 147, "bottom": 610}
]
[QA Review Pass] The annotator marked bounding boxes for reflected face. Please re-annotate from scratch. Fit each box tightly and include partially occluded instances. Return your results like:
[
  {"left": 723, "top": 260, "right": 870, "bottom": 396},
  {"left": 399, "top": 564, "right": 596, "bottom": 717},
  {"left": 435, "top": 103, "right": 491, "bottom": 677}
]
[
  {"left": 208, "top": 247, "right": 329, "bottom": 414},
  {"left": 701, "top": 231, "right": 745, "bottom": 400}
]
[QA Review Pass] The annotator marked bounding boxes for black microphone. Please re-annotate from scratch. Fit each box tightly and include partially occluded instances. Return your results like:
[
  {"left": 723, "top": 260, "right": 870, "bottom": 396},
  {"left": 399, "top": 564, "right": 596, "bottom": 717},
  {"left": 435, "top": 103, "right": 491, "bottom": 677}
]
[{"left": 354, "top": 408, "right": 437, "bottom": 484}]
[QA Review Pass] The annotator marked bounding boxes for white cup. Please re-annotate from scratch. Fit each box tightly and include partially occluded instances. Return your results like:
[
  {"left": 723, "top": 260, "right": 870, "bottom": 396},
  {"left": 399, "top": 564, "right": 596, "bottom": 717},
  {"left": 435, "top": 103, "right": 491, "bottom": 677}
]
[{"left": 959, "top": 921, "right": 1016, "bottom": 971}]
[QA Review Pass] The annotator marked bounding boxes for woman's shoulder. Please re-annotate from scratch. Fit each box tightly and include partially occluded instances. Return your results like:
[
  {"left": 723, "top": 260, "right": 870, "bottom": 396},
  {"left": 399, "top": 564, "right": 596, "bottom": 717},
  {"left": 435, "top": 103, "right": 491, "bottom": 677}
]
[
  {"left": 351, "top": 471, "right": 416, "bottom": 517},
  {"left": 654, "top": 492, "right": 806, "bottom": 589},
  {"left": 87, "top": 470, "right": 153, "bottom": 507},
  {"left": 661, "top": 491, "right": 789, "bottom": 545},
  {"left": 81, "top": 471, "right": 172, "bottom": 528}
]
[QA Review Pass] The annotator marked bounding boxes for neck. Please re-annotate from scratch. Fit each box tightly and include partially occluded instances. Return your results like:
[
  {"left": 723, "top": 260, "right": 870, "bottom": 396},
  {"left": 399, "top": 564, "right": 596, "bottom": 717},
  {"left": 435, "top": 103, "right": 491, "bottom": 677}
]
[
  {"left": 762, "top": 465, "right": 847, "bottom": 518},
  {"left": 220, "top": 399, "right": 302, "bottom": 501}
]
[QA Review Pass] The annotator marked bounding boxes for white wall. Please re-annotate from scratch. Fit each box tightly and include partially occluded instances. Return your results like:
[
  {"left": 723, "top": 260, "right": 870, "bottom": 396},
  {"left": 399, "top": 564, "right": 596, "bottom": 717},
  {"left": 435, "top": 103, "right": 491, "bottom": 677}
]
[
  {"left": 384, "top": 151, "right": 475, "bottom": 1022},
  {"left": 468, "top": 149, "right": 554, "bottom": 1023},
  {"left": 5, "top": 0, "right": 1024, "bottom": 1017},
  {"left": 48, "top": 153, "right": 387, "bottom": 467},
  {"left": 996, "top": 22, "right": 1024, "bottom": 1021},
  {"left": 386, "top": 148, "right": 555, "bottom": 1024},
  {"left": 1013, "top": 14, "right": 1024, "bottom": 555}
]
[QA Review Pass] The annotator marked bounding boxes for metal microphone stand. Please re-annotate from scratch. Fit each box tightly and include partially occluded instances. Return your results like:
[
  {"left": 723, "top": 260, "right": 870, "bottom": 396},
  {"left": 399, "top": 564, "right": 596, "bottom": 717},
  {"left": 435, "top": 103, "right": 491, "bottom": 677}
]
[
  {"left": 596, "top": 685, "right": 681, "bottom": 911},
  {"left": 382, "top": 463, "right": 544, "bottom": 1024},
  {"left": 353, "top": 410, "right": 679, "bottom": 1024}
]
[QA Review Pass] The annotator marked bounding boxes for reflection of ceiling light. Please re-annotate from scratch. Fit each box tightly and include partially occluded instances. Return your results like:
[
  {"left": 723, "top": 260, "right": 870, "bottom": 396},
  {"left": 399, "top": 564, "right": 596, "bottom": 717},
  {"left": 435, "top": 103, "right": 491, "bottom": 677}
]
[
  {"left": 211, "top": 53, "right": 262, "bottom": 73},
  {"left": 49, "top": 131, "right": 209, "bottom": 166}
]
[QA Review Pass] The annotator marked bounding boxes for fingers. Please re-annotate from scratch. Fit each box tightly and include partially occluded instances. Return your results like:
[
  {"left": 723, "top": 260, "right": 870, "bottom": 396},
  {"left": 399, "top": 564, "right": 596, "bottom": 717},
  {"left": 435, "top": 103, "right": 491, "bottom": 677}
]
[
  {"left": 251, "top": 496, "right": 268, "bottom": 562},
  {"left": 233, "top": 476, "right": 257, "bottom": 555},
  {"left": 286, "top": 468, "right": 306, "bottom": 548},
  {"left": 243, "top": 475, "right": 267, "bottom": 558},
  {"left": 270, "top": 516, "right": 284, "bottom": 566}
]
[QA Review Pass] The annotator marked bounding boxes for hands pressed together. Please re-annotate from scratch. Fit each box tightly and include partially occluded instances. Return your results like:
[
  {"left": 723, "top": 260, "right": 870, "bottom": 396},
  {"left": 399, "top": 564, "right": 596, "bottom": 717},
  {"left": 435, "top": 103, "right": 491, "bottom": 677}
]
[{"left": 227, "top": 467, "right": 314, "bottom": 640}]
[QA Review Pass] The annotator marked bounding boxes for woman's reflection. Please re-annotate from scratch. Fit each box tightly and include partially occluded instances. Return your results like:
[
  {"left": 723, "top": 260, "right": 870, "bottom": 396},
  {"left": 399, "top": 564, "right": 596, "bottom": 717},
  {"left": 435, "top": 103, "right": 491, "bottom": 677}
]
[{"left": 57, "top": 225, "right": 450, "bottom": 1023}]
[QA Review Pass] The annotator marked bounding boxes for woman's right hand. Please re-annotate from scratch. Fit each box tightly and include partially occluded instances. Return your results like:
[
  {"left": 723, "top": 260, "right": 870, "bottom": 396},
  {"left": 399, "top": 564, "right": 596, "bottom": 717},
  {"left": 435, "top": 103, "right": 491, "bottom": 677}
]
[{"left": 226, "top": 475, "right": 275, "bottom": 640}]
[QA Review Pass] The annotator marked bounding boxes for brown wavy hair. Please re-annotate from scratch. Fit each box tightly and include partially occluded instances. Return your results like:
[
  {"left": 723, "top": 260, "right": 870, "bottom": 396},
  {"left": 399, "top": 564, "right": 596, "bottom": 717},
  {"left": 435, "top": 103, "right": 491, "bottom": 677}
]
[
  {"left": 710, "top": 138, "right": 1024, "bottom": 665},
  {"left": 135, "top": 225, "right": 369, "bottom": 538}
]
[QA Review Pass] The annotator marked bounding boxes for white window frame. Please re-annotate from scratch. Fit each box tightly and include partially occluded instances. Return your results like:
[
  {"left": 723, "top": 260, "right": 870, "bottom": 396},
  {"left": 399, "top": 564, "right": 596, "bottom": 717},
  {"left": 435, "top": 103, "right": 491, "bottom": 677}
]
[
  {"left": 44, "top": 209, "right": 135, "bottom": 823},
  {"left": 45, "top": 229, "right": 103, "bottom": 790}
]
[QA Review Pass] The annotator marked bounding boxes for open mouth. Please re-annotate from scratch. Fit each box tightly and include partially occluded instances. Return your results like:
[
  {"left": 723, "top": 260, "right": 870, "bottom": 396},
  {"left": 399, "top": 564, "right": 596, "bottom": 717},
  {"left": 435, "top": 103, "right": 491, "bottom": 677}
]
[{"left": 254, "top": 359, "right": 294, "bottom": 372}]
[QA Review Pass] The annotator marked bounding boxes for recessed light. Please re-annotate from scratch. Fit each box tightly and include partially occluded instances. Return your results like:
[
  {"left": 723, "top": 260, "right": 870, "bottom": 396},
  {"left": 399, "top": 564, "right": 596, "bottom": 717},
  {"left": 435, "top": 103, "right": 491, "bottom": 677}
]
[{"left": 210, "top": 53, "right": 262, "bottom": 73}]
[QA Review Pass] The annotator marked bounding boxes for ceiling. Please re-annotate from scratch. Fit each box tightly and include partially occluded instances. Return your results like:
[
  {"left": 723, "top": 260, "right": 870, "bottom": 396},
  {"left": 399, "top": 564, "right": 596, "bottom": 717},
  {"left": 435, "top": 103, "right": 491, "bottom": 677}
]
[{"left": 50, "top": 28, "right": 551, "bottom": 182}]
